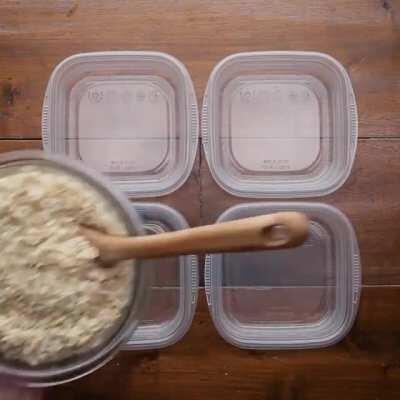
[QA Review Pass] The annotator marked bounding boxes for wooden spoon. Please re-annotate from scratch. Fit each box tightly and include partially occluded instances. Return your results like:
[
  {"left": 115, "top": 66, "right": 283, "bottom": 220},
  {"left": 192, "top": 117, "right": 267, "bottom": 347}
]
[{"left": 81, "top": 212, "right": 309, "bottom": 266}]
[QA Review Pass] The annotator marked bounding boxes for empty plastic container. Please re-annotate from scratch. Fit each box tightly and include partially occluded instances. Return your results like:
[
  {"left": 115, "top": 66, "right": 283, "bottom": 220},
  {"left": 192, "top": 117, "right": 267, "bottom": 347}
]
[
  {"left": 126, "top": 203, "right": 198, "bottom": 349},
  {"left": 202, "top": 51, "right": 358, "bottom": 198},
  {"left": 205, "top": 202, "right": 361, "bottom": 349},
  {"left": 42, "top": 51, "right": 199, "bottom": 197}
]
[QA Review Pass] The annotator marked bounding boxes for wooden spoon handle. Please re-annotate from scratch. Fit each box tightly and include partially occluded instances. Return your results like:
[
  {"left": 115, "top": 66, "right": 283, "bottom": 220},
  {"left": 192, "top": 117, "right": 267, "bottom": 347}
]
[{"left": 90, "top": 212, "right": 309, "bottom": 263}]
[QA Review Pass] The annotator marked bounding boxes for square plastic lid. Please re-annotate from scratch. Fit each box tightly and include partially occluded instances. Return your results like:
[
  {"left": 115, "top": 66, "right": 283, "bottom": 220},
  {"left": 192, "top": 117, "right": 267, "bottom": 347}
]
[
  {"left": 42, "top": 52, "right": 198, "bottom": 197},
  {"left": 205, "top": 203, "right": 361, "bottom": 349},
  {"left": 202, "top": 52, "right": 358, "bottom": 198},
  {"left": 124, "top": 203, "right": 198, "bottom": 350}
]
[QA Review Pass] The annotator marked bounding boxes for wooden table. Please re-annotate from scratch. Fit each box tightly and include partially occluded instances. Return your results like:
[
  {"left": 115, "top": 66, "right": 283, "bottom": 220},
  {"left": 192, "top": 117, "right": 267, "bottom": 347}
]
[{"left": 1, "top": 1, "right": 400, "bottom": 398}]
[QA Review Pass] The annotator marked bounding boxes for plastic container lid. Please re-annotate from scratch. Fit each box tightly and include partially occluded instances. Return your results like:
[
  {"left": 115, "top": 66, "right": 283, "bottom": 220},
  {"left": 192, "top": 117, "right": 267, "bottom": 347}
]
[
  {"left": 202, "top": 52, "right": 358, "bottom": 198},
  {"left": 42, "top": 52, "right": 199, "bottom": 197},
  {"left": 124, "top": 203, "right": 198, "bottom": 350},
  {"left": 205, "top": 202, "right": 361, "bottom": 349}
]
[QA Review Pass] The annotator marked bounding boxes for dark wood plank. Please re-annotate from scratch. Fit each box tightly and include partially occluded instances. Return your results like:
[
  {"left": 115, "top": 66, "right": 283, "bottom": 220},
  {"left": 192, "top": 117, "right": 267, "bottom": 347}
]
[
  {"left": 0, "top": 0, "right": 399, "bottom": 138},
  {"left": 2, "top": 138, "right": 400, "bottom": 286},
  {"left": 44, "top": 287, "right": 400, "bottom": 400},
  {"left": 201, "top": 138, "right": 400, "bottom": 285},
  {"left": 0, "top": 139, "right": 42, "bottom": 151}
]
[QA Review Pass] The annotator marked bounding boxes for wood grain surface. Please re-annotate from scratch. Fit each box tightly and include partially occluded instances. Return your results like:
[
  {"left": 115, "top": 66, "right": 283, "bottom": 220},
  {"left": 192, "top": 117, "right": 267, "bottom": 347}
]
[
  {"left": 42, "top": 289, "right": 400, "bottom": 400},
  {"left": 0, "top": 0, "right": 400, "bottom": 399}
]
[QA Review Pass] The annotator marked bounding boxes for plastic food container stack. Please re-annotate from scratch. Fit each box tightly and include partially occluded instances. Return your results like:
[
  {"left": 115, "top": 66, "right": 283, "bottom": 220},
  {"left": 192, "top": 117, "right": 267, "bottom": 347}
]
[
  {"left": 42, "top": 51, "right": 200, "bottom": 355},
  {"left": 202, "top": 52, "right": 361, "bottom": 349},
  {"left": 42, "top": 51, "right": 361, "bottom": 354}
]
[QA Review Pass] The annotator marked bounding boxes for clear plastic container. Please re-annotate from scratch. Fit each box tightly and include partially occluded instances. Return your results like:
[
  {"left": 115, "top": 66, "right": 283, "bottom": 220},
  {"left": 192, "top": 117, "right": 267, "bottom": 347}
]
[
  {"left": 42, "top": 51, "right": 199, "bottom": 197},
  {"left": 205, "top": 202, "right": 361, "bottom": 349},
  {"left": 202, "top": 52, "right": 358, "bottom": 198},
  {"left": 125, "top": 203, "right": 198, "bottom": 350}
]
